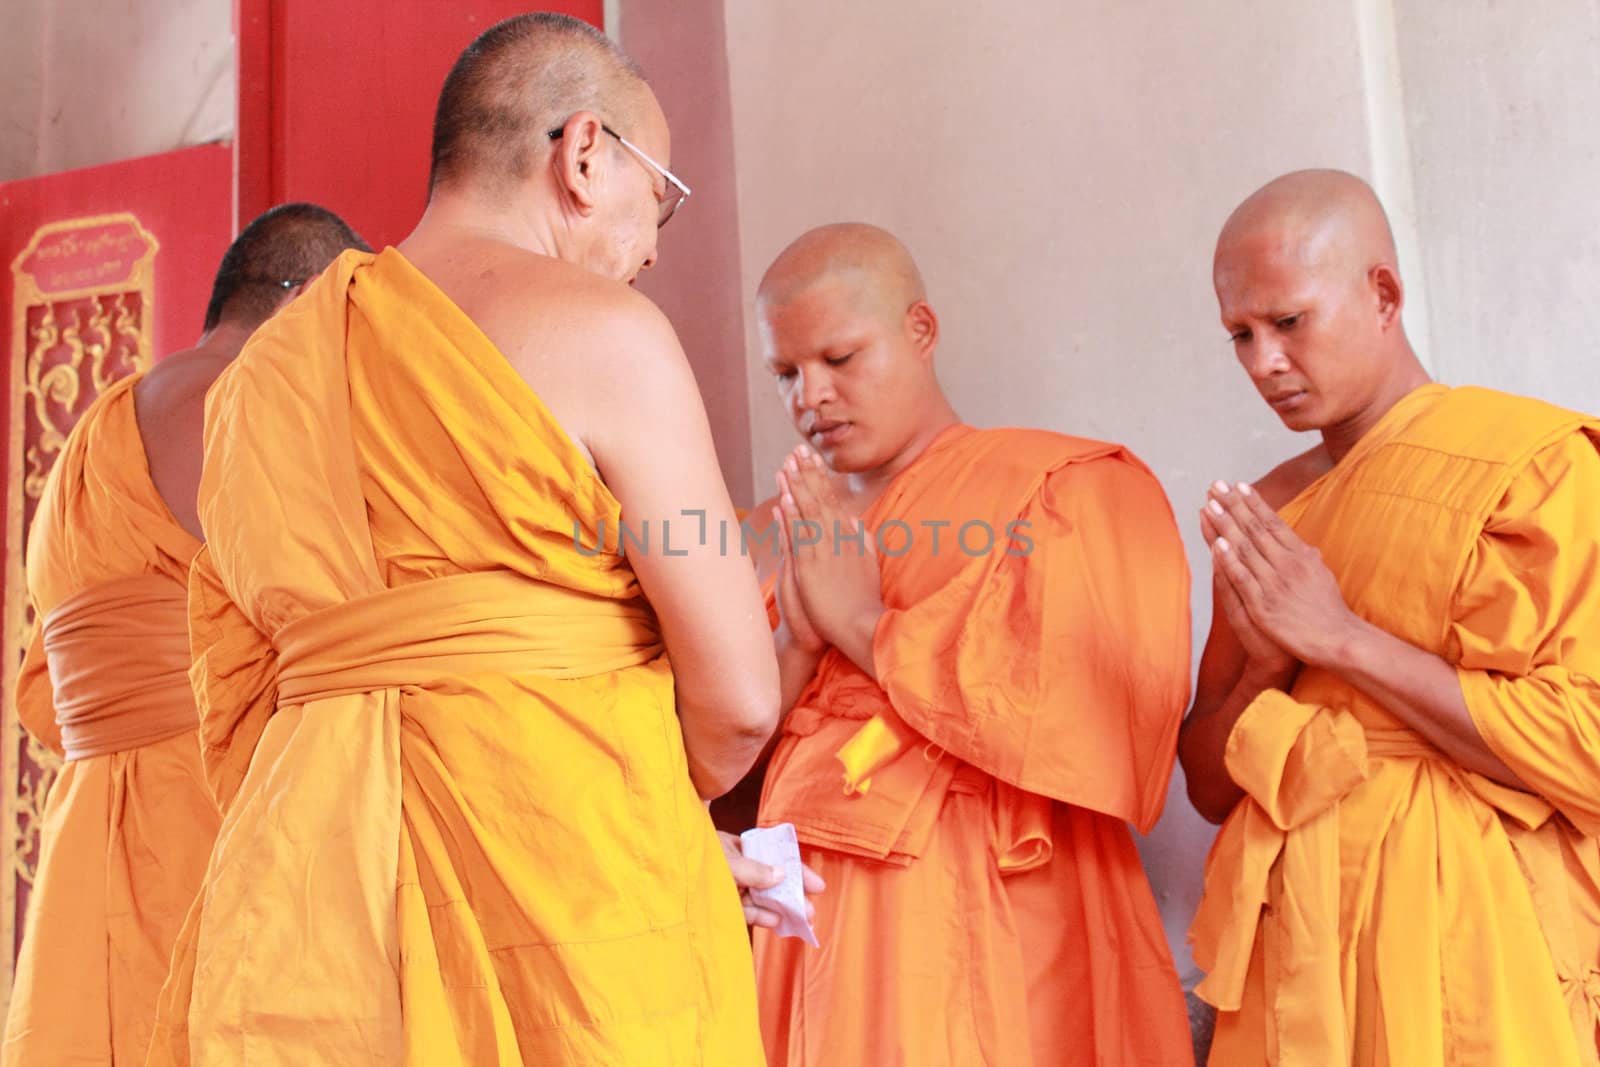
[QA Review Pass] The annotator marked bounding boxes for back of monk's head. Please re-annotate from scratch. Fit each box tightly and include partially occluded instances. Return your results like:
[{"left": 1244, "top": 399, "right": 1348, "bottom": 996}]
[
  {"left": 203, "top": 203, "right": 369, "bottom": 333},
  {"left": 429, "top": 12, "right": 647, "bottom": 196}
]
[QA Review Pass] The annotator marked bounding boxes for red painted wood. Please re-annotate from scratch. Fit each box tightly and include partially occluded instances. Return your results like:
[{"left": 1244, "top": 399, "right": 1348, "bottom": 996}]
[{"left": 239, "top": 1, "right": 605, "bottom": 249}]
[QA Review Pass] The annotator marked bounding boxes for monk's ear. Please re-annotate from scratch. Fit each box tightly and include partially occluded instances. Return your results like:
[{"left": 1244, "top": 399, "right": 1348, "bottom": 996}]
[
  {"left": 904, "top": 299, "right": 939, "bottom": 360},
  {"left": 550, "top": 111, "right": 609, "bottom": 216},
  {"left": 1370, "top": 263, "right": 1404, "bottom": 330}
]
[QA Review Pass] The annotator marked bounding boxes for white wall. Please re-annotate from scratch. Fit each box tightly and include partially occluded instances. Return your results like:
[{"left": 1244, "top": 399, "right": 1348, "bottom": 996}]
[
  {"left": 1395, "top": 0, "right": 1600, "bottom": 410},
  {"left": 628, "top": 0, "right": 1600, "bottom": 995},
  {"left": 0, "top": 0, "right": 233, "bottom": 182}
]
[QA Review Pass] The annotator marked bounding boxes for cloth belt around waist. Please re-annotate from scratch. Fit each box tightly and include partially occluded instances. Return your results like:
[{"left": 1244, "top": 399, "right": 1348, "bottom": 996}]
[
  {"left": 272, "top": 569, "right": 663, "bottom": 706},
  {"left": 43, "top": 572, "right": 196, "bottom": 761},
  {"left": 1191, "top": 692, "right": 1557, "bottom": 1051}
]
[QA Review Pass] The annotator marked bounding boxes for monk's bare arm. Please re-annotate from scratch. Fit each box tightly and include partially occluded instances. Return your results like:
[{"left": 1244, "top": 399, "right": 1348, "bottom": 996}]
[
  {"left": 1178, "top": 587, "right": 1294, "bottom": 823},
  {"left": 744, "top": 496, "right": 826, "bottom": 715},
  {"left": 1180, "top": 450, "right": 1326, "bottom": 823},
  {"left": 1322, "top": 624, "right": 1524, "bottom": 785},
  {"left": 584, "top": 296, "right": 780, "bottom": 798}
]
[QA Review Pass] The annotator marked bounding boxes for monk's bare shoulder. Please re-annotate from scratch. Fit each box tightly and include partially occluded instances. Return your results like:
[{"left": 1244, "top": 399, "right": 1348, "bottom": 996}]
[
  {"left": 1251, "top": 443, "right": 1333, "bottom": 509},
  {"left": 132, "top": 348, "right": 232, "bottom": 538}
]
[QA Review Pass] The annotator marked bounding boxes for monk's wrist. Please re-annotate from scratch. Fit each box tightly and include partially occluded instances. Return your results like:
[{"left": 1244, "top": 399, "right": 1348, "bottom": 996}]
[
  {"left": 1240, "top": 659, "right": 1297, "bottom": 693},
  {"left": 1307, "top": 612, "right": 1374, "bottom": 673}
]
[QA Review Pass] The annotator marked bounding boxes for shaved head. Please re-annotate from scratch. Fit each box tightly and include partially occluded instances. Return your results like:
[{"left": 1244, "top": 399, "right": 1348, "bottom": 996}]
[
  {"left": 1216, "top": 169, "right": 1398, "bottom": 292},
  {"left": 756, "top": 223, "right": 956, "bottom": 480},
  {"left": 758, "top": 223, "right": 927, "bottom": 322},
  {"left": 1212, "top": 169, "right": 1426, "bottom": 447},
  {"left": 203, "top": 203, "right": 368, "bottom": 332},
  {"left": 429, "top": 12, "right": 649, "bottom": 194}
]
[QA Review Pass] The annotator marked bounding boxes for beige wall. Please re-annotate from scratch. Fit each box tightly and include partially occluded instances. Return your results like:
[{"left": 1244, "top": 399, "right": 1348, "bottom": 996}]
[
  {"left": 617, "top": 0, "right": 754, "bottom": 499},
  {"left": 1395, "top": 0, "right": 1600, "bottom": 408},
  {"left": 624, "top": 0, "right": 1600, "bottom": 989},
  {"left": 0, "top": 0, "right": 233, "bottom": 182}
]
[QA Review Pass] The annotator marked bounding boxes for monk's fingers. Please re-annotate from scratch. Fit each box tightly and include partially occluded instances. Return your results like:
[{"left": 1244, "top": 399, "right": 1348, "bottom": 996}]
[
  {"left": 1236, "top": 483, "right": 1302, "bottom": 552},
  {"left": 773, "top": 503, "right": 792, "bottom": 561},
  {"left": 795, "top": 445, "right": 847, "bottom": 511},
  {"left": 1212, "top": 534, "right": 1266, "bottom": 610},
  {"left": 777, "top": 474, "right": 823, "bottom": 564},
  {"left": 1199, "top": 507, "right": 1221, "bottom": 547},
  {"left": 801, "top": 864, "right": 826, "bottom": 894},
  {"left": 718, "top": 831, "right": 783, "bottom": 892},
  {"left": 1208, "top": 487, "right": 1280, "bottom": 582},
  {"left": 783, "top": 451, "right": 824, "bottom": 519},
  {"left": 743, "top": 902, "right": 782, "bottom": 929}
]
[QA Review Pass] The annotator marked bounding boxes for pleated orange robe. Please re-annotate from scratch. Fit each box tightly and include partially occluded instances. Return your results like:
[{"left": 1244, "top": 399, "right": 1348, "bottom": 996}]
[
  {"left": 754, "top": 425, "right": 1195, "bottom": 1066},
  {"left": 146, "top": 249, "right": 761, "bottom": 1065},
  {"left": 2, "top": 375, "right": 220, "bottom": 1065},
  {"left": 1192, "top": 384, "right": 1600, "bottom": 1066}
]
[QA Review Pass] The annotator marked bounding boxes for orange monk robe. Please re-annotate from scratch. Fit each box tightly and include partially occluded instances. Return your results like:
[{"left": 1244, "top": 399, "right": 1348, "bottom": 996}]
[
  {"left": 1192, "top": 384, "right": 1600, "bottom": 1066},
  {"left": 146, "top": 249, "right": 761, "bottom": 1065},
  {"left": 754, "top": 425, "right": 1195, "bottom": 1066},
  {"left": 1, "top": 376, "right": 220, "bottom": 1065}
]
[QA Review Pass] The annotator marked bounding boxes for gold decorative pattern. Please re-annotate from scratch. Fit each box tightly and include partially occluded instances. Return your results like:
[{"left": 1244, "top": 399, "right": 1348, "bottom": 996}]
[{"left": 2, "top": 214, "right": 158, "bottom": 1019}]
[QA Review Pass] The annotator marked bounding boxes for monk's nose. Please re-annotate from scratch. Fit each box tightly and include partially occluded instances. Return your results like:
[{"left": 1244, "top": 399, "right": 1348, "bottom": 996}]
[
  {"left": 799, "top": 368, "right": 834, "bottom": 410},
  {"left": 1245, "top": 340, "right": 1291, "bottom": 379}
]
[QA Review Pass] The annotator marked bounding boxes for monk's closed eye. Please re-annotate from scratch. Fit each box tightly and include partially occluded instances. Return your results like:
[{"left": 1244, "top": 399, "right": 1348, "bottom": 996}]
[
  {"left": 825, "top": 353, "right": 855, "bottom": 367},
  {"left": 1275, "top": 314, "right": 1302, "bottom": 331}
]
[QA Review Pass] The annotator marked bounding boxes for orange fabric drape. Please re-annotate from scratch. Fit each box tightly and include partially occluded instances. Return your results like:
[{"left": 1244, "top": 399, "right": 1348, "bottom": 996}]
[
  {"left": 1193, "top": 385, "right": 1600, "bottom": 1066},
  {"left": 147, "top": 249, "right": 761, "bottom": 1066},
  {"left": 2, "top": 376, "right": 218, "bottom": 1066},
  {"left": 755, "top": 425, "right": 1194, "bottom": 1066}
]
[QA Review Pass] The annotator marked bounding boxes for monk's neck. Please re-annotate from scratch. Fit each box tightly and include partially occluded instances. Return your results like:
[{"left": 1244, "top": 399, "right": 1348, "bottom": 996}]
[
  {"left": 1319, "top": 351, "right": 1432, "bottom": 464},
  {"left": 189, "top": 320, "right": 257, "bottom": 364},
  {"left": 847, "top": 407, "right": 962, "bottom": 502},
  {"left": 403, "top": 193, "right": 562, "bottom": 264}
]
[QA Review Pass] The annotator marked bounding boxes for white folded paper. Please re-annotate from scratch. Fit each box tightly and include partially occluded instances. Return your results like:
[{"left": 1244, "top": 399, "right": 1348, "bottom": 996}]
[{"left": 740, "top": 823, "right": 819, "bottom": 947}]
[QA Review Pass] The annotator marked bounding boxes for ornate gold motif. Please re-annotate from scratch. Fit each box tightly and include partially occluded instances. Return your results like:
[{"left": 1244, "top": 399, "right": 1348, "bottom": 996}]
[{"left": 2, "top": 214, "right": 158, "bottom": 1017}]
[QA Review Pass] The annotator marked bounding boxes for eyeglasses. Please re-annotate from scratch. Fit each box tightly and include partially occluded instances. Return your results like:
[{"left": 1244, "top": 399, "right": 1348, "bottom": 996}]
[{"left": 548, "top": 122, "right": 691, "bottom": 228}]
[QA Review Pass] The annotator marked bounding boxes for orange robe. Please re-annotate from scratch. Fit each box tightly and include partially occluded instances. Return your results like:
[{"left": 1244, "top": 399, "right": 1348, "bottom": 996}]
[
  {"left": 754, "top": 425, "right": 1194, "bottom": 1066},
  {"left": 146, "top": 249, "right": 761, "bottom": 1065},
  {"left": 1191, "top": 384, "right": 1600, "bottom": 1066},
  {"left": 2, "top": 375, "right": 220, "bottom": 1065}
]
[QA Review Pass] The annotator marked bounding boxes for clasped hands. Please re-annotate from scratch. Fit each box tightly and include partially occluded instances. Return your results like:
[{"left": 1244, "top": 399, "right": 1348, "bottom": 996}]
[
  {"left": 1199, "top": 480, "right": 1361, "bottom": 680},
  {"left": 771, "top": 445, "right": 884, "bottom": 674}
]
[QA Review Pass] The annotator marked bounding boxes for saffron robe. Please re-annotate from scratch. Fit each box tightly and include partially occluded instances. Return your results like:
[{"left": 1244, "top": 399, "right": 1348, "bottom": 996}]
[
  {"left": 146, "top": 249, "right": 762, "bottom": 1065},
  {"left": 755, "top": 425, "right": 1195, "bottom": 1066},
  {"left": 2, "top": 375, "right": 219, "bottom": 1065},
  {"left": 1192, "top": 384, "right": 1600, "bottom": 1066}
]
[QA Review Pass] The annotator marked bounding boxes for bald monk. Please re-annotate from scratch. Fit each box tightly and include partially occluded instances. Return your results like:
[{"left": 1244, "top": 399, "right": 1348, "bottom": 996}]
[
  {"left": 1181, "top": 169, "right": 1600, "bottom": 1065},
  {"left": 1, "top": 203, "right": 363, "bottom": 1065},
  {"left": 738, "top": 223, "right": 1195, "bottom": 1066},
  {"left": 146, "top": 14, "right": 778, "bottom": 1065}
]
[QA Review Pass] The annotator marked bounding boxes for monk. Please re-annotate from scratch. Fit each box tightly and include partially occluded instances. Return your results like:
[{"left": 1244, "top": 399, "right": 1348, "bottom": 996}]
[
  {"left": 1, "top": 203, "right": 364, "bottom": 1065},
  {"left": 740, "top": 223, "right": 1196, "bottom": 1065},
  {"left": 1180, "top": 169, "right": 1600, "bottom": 1065},
  {"left": 146, "top": 13, "right": 779, "bottom": 1065}
]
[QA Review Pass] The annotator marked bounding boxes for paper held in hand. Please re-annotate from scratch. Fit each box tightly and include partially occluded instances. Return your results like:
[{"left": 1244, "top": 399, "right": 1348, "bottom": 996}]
[{"left": 740, "top": 823, "right": 820, "bottom": 947}]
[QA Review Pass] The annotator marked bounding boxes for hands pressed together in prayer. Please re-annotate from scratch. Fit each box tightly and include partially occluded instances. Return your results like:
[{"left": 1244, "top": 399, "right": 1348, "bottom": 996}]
[
  {"left": 772, "top": 445, "right": 884, "bottom": 679},
  {"left": 1199, "top": 480, "right": 1360, "bottom": 679}
]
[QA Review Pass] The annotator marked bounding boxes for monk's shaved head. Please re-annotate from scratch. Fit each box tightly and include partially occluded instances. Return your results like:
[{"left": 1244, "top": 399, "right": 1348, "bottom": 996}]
[
  {"left": 1212, "top": 169, "right": 1426, "bottom": 445},
  {"left": 758, "top": 223, "right": 927, "bottom": 322},
  {"left": 1215, "top": 169, "right": 1398, "bottom": 290},
  {"left": 429, "top": 12, "right": 649, "bottom": 194}
]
